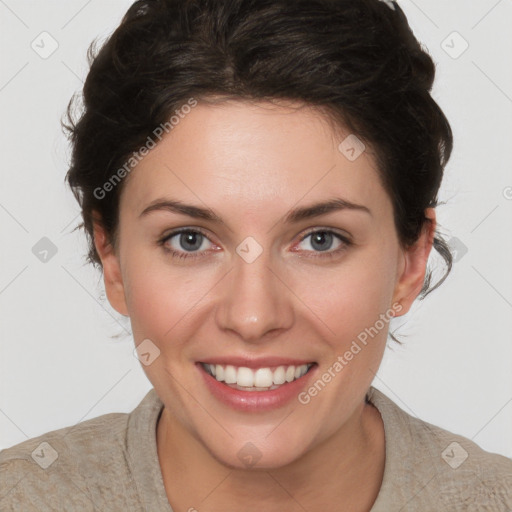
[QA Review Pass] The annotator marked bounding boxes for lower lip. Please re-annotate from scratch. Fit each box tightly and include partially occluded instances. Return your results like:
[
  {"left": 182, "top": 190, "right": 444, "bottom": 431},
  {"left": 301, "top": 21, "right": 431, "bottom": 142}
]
[{"left": 196, "top": 362, "right": 317, "bottom": 412}]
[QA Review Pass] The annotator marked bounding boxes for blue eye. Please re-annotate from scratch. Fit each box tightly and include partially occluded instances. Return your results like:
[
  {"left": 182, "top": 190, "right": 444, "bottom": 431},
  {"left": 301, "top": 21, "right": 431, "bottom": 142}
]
[
  {"left": 159, "top": 229, "right": 213, "bottom": 260},
  {"left": 295, "top": 229, "right": 352, "bottom": 259},
  {"left": 158, "top": 228, "right": 351, "bottom": 261},
  {"left": 301, "top": 228, "right": 352, "bottom": 259}
]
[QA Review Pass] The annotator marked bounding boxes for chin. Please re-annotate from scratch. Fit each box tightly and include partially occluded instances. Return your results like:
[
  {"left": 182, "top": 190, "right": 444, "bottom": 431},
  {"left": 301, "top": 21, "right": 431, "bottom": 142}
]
[{"left": 202, "top": 430, "right": 312, "bottom": 471}]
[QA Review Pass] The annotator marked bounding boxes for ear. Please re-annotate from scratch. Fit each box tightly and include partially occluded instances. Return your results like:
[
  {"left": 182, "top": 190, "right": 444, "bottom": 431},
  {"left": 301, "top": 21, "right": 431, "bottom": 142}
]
[
  {"left": 92, "top": 212, "right": 129, "bottom": 317},
  {"left": 391, "top": 208, "right": 436, "bottom": 316}
]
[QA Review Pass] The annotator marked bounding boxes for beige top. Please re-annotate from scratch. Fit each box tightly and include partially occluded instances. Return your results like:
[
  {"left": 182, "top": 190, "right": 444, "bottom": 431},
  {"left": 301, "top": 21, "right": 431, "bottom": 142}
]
[{"left": 1, "top": 386, "right": 511, "bottom": 511}]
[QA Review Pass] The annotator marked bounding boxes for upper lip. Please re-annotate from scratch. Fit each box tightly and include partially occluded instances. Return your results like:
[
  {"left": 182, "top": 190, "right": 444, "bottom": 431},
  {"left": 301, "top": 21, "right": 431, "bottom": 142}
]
[{"left": 198, "top": 356, "right": 316, "bottom": 369}]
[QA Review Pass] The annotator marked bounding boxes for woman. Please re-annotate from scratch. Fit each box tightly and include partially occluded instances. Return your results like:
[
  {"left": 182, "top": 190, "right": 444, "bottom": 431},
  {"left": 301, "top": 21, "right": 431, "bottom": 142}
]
[{"left": 1, "top": 0, "right": 511, "bottom": 510}]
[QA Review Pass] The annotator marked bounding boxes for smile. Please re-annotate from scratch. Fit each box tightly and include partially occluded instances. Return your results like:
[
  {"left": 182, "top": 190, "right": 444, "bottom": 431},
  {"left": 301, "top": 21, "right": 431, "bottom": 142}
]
[{"left": 201, "top": 362, "right": 315, "bottom": 391}]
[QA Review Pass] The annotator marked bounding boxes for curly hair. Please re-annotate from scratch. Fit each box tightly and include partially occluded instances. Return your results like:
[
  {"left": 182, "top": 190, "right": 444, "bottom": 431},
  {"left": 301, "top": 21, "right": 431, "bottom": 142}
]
[{"left": 63, "top": 0, "right": 454, "bottom": 312}]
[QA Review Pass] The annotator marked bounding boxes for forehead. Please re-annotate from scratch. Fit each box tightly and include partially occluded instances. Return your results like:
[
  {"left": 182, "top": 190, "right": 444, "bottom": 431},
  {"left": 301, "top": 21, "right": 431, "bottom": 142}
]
[{"left": 120, "top": 99, "right": 391, "bottom": 221}]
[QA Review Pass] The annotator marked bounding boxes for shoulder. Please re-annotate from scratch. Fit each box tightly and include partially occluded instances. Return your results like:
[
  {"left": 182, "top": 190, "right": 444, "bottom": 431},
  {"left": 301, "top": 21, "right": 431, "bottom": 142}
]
[
  {"left": 367, "top": 386, "right": 512, "bottom": 511},
  {"left": 0, "top": 405, "right": 143, "bottom": 511}
]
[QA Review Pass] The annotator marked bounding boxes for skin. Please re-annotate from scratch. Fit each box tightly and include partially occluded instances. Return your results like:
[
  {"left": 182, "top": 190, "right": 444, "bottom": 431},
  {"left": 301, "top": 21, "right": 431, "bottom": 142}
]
[{"left": 93, "top": 99, "right": 436, "bottom": 511}]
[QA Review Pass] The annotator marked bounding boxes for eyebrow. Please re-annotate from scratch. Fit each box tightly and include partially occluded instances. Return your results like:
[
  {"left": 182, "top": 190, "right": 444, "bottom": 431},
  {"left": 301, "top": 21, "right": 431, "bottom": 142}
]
[{"left": 138, "top": 197, "right": 371, "bottom": 224}]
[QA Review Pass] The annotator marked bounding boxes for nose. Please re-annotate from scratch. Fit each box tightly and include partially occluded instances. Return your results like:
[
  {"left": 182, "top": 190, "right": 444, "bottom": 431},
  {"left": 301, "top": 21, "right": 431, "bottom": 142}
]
[{"left": 215, "top": 247, "right": 294, "bottom": 343}]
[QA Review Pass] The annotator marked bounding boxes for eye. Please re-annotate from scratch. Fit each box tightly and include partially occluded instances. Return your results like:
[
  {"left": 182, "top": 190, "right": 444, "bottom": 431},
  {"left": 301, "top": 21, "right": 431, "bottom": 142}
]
[
  {"left": 158, "top": 228, "right": 215, "bottom": 260},
  {"left": 295, "top": 228, "right": 352, "bottom": 259},
  {"left": 158, "top": 227, "right": 352, "bottom": 262}
]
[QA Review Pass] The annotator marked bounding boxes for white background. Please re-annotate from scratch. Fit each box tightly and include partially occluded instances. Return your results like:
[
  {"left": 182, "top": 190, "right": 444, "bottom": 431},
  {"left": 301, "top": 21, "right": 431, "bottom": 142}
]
[{"left": 1, "top": 0, "right": 511, "bottom": 460}]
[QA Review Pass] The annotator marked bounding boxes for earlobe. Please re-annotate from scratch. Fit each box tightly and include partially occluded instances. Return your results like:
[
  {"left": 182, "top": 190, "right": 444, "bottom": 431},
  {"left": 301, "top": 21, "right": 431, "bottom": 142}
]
[
  {"left": 92, "top": 213, "right": 129, "bottom": 317},
  {"left": 392, "top": 208, "right": 436, "bottom": 316}
]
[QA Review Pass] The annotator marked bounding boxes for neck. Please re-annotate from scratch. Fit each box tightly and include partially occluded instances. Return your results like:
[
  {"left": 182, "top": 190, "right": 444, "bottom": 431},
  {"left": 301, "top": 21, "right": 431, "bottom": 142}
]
[{"left": 156, "top": 399, "right": 385, "bottom": 512}]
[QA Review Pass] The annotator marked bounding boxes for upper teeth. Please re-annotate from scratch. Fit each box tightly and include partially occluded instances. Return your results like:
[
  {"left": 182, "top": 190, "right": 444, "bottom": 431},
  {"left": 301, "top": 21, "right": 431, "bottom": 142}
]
[{"left": 203, "top": 363, "right": 312, "bottom": 388}]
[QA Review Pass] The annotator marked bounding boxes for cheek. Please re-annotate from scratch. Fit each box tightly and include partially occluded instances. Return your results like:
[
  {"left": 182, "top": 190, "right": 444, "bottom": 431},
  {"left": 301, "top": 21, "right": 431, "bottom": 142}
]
[
  {"left": 121, "top": 249, "right": 178, "bottom": 340},
  {"left": 122, "top": 225, "right": 399, "bottom": 350},
  {"left": 301, "top": 254, "right": 397, "bottom": 408},
  {"left": 296, "top": 245, "right": 398, "bottom": 336},
  {"left": 122, "top": 249, "right": 216, "bottom": 348}
]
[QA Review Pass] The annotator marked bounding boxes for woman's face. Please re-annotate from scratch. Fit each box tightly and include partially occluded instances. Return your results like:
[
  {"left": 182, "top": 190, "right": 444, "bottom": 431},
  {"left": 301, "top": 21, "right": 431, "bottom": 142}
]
[{"left": 95, "top": 99, "right": 433, "bottom": 469}]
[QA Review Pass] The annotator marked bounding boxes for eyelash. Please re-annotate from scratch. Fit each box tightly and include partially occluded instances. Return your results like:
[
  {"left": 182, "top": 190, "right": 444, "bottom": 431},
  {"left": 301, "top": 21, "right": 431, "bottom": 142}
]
[{"left": 157, "top": 227, "right": 352, "bottom": 261}]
